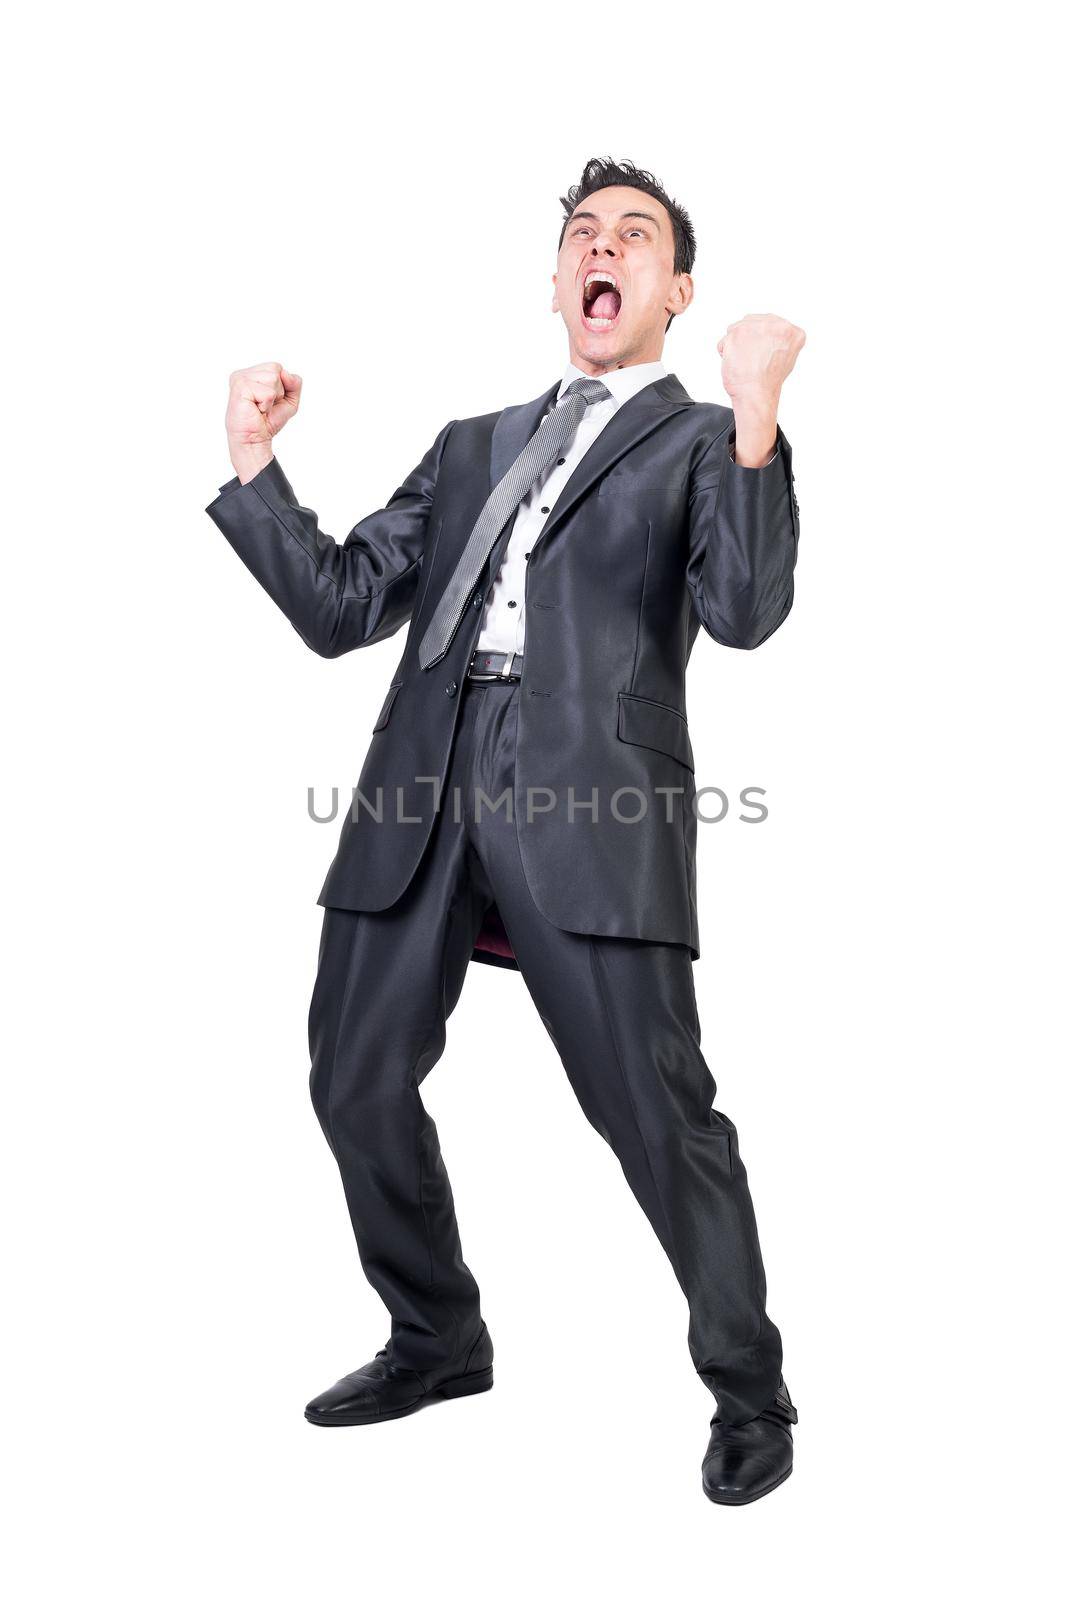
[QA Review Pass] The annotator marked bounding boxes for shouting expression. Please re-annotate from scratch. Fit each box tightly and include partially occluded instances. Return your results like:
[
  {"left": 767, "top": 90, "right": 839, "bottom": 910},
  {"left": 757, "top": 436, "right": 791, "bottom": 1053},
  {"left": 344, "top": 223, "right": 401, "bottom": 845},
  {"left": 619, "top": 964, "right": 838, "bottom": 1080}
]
[{"left": 552, "top": 185, "right": 694, "bottom": 372}]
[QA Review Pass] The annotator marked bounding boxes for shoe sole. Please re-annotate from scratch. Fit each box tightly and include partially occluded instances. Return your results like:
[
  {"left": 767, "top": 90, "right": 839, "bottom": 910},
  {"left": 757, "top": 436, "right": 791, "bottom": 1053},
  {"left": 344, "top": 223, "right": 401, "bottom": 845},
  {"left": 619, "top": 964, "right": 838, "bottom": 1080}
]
[
  {"left": 304, "top": 1367, "right": 494, "bottom": 1426},
  {"left": 702, "top": 1464, "right": 793, "bottom": 1506}
]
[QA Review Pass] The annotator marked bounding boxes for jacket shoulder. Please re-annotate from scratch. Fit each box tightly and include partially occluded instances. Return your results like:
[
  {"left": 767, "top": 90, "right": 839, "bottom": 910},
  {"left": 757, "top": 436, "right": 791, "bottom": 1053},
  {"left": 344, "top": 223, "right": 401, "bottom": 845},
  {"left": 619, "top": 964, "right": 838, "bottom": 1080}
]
[
  {"left": 681, "top": 399, "right": 734, "bottom": 434},
  {"left": 447, "top": 406, "right": 506, "bottom": 446},
  {"left": 453, "top": 404, "right": 507, "bottom": 430}
]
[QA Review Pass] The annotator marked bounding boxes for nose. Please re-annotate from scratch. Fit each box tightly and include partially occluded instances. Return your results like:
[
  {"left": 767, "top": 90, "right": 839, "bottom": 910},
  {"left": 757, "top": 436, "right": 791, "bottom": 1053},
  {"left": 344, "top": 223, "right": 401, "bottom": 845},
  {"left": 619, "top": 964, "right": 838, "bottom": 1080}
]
[{"left": 591, "top": 234, "right": 618, "bottom": 258}]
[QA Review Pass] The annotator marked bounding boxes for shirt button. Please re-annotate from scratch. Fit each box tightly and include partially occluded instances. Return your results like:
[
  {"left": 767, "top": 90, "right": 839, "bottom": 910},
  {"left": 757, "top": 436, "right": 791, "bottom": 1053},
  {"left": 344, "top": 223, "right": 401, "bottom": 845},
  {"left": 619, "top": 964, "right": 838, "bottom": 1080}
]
[
  {"left": 557, "top": 459, "right": 565, "bottom": 466},
  {"left": 540, "top": 506, "right": 550, "bottom": 514},
  {"left": 445, "top": 681, "right": 458, "bottom": 698},
  {"left": 507, "top": 600, "right": 517, "bottom": 608},
  {"left": 524, "top": 553, "right": 530, "bottom": 560},
  {"left": 472, "top": 593, "right": 483, "bottom": 609}
]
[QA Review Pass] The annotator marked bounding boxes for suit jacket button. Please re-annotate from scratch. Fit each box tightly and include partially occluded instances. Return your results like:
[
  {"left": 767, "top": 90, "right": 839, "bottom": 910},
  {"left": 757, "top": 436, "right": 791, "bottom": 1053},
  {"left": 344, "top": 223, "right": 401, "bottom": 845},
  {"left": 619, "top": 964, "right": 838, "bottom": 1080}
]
[
  {"left": 445, "top": 680, "right": 458, "bottom": 697},
  {"left": 472, "top": 593, "right": 483, "bottom": 609}
]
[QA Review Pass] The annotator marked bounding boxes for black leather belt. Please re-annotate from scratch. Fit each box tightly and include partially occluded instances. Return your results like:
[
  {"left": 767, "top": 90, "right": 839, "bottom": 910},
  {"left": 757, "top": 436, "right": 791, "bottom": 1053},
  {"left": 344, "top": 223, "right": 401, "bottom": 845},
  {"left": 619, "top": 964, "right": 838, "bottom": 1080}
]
[{"left": 466, "top": 650, "right": 524, "bottom": 682}]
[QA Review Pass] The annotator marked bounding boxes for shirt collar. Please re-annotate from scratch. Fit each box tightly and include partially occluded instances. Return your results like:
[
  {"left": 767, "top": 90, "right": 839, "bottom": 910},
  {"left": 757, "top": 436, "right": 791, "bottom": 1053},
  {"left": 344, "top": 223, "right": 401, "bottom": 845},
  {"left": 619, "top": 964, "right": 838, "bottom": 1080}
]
[{"left": 556, "top": 359, "right": 668, "bottom": 409}]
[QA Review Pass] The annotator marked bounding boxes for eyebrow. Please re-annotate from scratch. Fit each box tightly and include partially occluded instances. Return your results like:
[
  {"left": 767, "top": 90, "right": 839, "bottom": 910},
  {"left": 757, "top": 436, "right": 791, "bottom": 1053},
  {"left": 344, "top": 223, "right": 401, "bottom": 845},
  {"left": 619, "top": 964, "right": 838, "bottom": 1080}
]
[{"left": 568, "top": 209, "right": 661, "bottom": 231}]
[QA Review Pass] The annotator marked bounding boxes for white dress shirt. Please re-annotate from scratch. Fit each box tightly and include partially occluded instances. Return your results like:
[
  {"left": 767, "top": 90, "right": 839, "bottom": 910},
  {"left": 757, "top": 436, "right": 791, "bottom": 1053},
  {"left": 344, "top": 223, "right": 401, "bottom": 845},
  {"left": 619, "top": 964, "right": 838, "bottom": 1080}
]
[{"left": 473, "top": 360, "right": 669, "bottom": 655}]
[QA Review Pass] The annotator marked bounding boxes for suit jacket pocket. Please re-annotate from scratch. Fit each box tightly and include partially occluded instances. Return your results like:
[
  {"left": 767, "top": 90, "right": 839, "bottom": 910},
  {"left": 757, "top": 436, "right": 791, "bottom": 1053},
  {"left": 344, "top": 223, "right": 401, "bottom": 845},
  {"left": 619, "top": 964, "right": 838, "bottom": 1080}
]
[
  {"left": 617, "top": 691, "right": 694, "bottom": 772},
  {"left": 372, "top": 681, "right": 402, "bottom": 733}
]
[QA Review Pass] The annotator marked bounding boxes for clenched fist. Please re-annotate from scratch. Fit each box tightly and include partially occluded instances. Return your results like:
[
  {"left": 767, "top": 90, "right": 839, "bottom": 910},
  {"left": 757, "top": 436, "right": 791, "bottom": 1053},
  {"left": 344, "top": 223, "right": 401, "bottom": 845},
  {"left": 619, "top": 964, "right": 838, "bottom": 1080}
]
[
  {"left": 716, "top": 314, "right": 805, "bottom": 467},
  {"left": 717, "top": 314, "right": 805, "bottom": 404},
  {"left": 225, "top": 361, "right": 302, "bottom": 483}
]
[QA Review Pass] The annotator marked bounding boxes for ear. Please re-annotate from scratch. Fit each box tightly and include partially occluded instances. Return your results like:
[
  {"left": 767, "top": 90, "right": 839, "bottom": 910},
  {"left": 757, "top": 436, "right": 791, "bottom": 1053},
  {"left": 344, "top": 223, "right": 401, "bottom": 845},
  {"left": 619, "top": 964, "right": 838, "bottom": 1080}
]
[
  {"left": 551, "top": 270, "right": 559, "bottom": 315},
  {"left": 666, "top": 272, "right": 694, "bottom": 320}
]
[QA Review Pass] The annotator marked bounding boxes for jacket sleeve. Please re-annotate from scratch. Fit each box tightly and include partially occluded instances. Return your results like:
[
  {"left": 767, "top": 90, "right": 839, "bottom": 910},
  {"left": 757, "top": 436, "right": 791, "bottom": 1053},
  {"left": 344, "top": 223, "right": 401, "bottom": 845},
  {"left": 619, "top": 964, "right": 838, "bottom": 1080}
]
[
  {"left": 685, "top": 420, "right": 799, "bottom": 649},
  {"left": 204, "top": 420, "right": 455, "bottom": 658}
]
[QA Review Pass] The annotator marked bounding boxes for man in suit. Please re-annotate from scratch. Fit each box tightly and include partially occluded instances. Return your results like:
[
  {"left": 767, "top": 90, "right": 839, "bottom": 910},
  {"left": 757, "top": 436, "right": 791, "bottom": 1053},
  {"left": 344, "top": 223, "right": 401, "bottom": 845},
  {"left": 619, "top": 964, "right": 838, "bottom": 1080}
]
[{"left": 205, "top": 157, "right": 805, "bottom": 1505}]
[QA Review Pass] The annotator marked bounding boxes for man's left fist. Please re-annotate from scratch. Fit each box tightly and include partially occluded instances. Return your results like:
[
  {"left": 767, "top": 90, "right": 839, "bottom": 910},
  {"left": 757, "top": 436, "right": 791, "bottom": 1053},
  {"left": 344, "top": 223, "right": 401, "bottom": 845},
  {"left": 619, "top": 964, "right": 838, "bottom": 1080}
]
[{"left": 717, "top": 314, "right": 806, "bottom": 408}]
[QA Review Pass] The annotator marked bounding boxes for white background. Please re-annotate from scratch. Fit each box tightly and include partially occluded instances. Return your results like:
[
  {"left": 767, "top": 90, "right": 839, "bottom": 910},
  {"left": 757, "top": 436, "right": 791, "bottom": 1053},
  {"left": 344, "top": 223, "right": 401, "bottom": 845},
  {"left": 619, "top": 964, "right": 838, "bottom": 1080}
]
[{"left": 3, "top": 2, "right": 1064, "bottom": 1594}]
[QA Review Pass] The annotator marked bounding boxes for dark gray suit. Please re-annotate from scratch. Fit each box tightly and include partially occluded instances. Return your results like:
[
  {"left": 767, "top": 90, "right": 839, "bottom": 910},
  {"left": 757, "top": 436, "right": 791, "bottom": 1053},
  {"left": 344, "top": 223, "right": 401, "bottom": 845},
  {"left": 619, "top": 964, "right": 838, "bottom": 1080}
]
[{"left": 205, "top": 372, "right": 799, "bottom": 1422}]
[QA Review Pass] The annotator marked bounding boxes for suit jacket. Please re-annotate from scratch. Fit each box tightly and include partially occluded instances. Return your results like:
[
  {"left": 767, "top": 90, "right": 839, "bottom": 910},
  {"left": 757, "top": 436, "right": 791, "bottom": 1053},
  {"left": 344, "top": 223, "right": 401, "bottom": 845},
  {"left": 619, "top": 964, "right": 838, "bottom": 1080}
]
[{"left": 205, "top": 372, "right": 800, "bottom": 972}]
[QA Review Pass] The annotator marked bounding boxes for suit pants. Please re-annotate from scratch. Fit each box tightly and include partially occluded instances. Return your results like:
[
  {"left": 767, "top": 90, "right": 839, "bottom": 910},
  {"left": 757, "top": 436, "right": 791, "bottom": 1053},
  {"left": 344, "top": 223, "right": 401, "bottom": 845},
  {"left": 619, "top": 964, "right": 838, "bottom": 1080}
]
[{"left": 308, "top": 678, "right": 785, "bottom": 1424}]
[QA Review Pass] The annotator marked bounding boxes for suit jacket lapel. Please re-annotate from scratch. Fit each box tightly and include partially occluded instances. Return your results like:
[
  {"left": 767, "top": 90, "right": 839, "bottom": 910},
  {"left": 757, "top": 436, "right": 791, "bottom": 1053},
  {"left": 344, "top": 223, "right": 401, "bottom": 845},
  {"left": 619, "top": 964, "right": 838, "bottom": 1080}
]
[
  {"left": 489, "top": 372, "right": 694, "bottom": 559},
  {"left": 542, "top": 371, "right": 693, "bottom": 544},
  {"left": 489, "top": 381, "right": 559, "bottom": 493}
]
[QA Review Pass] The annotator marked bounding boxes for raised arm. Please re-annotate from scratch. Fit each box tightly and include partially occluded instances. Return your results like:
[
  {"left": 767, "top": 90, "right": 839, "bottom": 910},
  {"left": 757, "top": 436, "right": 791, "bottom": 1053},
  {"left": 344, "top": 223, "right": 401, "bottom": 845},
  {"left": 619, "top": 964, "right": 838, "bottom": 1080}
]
[
  {"left": 204, "top": 362, "right": 453, "bottom": 657},
  {"left": 686, "top": 314, "right": 804, "bottom": 649}
]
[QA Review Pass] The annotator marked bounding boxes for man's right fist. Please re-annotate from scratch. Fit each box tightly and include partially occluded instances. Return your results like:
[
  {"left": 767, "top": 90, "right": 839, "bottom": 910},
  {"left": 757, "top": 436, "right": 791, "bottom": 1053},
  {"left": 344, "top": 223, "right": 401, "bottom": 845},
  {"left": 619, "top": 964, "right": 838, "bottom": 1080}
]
[{"left": 225, "top": 362, "right": 302, "bottom": 482}]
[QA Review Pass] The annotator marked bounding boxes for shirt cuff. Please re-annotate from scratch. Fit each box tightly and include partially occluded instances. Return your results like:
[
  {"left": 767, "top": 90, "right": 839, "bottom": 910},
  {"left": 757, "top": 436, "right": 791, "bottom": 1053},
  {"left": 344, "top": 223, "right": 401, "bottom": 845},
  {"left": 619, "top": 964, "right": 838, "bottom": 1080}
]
[
  {"left": 210, "top": 456, "right": 278, "bottom": 502},
  {"left": 728, "top": 443, "right": 779, "bottom": 468}
]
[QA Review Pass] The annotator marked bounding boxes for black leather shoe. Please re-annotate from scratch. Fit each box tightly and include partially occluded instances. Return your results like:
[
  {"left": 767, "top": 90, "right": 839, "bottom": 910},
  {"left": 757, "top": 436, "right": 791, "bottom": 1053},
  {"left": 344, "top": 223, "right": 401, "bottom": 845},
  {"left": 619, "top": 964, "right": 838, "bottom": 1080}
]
[
  {"left": 304, "top": 1322, "right": 494, "bottom": 1426},
  {"left": 701, "top": 1380, "right": 797, "bottom": 1505}
]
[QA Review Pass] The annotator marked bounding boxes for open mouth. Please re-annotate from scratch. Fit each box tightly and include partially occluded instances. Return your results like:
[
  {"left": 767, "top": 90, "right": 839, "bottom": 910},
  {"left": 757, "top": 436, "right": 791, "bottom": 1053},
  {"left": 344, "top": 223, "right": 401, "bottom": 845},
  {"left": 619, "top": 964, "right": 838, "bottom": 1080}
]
[{"left": 581, "top": 270, "right": 622, "bottom": 329}]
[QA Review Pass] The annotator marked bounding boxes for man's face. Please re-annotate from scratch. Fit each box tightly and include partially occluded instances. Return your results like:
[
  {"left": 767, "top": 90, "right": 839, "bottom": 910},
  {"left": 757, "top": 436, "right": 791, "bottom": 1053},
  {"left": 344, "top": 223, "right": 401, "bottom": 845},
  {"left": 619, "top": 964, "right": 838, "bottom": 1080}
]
[{"left": 552, "top": 185, "right": 693, "bottom": 371}]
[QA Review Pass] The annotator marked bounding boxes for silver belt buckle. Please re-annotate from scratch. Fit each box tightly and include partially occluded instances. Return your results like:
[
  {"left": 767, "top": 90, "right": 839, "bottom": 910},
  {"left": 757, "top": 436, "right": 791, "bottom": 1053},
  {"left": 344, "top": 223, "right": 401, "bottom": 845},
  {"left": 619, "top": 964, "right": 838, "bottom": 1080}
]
[{"left": 468, "top": 650, "right": 518, "bottom": 682}]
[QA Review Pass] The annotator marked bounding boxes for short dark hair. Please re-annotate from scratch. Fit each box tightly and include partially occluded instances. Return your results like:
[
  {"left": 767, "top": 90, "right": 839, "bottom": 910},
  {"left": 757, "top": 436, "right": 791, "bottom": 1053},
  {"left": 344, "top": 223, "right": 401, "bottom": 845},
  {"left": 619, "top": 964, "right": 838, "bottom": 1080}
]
[{"left": 558, "top": 157, "right": 696, "bottom": 333}]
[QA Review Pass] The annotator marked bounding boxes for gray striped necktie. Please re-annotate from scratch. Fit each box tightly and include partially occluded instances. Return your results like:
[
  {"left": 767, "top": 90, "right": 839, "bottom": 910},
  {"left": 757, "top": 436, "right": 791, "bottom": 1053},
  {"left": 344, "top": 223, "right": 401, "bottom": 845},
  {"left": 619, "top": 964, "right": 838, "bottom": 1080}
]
[{"left": 417, "top": 376, "right": 610, "bottom": 669}]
